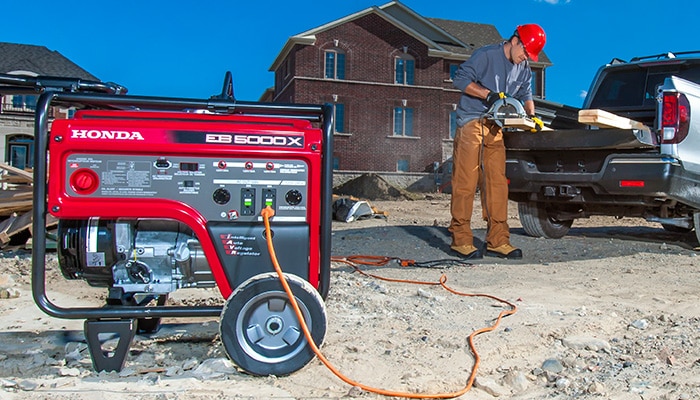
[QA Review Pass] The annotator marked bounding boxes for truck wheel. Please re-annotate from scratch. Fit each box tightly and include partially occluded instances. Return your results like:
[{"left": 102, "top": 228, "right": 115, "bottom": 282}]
[
  {"left": 694, "top": 212, "right": 700, "bottom": 244},
  {"left": 220, "top": 272, "right": 326, "bottom": 376},
  {"left": 518, "top": 201, "right": 573, "bottom": 239}
]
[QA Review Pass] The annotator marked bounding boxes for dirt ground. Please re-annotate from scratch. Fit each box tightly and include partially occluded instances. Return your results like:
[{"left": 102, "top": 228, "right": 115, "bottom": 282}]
[{"left": 2, "top": 194, "right": 700, "bottom": 399}]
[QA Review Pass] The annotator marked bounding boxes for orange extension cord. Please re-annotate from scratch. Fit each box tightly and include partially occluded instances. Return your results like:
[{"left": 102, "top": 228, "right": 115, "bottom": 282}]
[{"left": 260, "top": 207, "right": 517, "bottom": 399}]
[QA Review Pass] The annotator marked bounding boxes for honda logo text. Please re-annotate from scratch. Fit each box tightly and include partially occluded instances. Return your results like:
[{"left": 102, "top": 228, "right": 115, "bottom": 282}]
[{"left": 71, "top": 130, "right": 145, "bottom": 141}]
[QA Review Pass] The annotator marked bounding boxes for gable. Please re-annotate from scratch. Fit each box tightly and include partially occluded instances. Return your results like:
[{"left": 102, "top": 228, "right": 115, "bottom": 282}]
[
  {"left": 270, "top": 2, "right": 456, "bottom": 72},
  {"left": 269, "top": 1, "right": 552, "bottom": 72}
]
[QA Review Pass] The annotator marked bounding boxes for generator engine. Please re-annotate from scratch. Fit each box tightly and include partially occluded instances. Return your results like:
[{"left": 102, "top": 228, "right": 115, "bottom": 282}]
[{"left": 58, "top": 218, "right": 215, "bottom": 299}]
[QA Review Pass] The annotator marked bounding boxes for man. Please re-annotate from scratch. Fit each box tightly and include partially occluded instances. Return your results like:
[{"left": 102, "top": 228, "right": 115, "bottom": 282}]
[{"left": 449, "top": 24, "right": 546, "bottom": 260}]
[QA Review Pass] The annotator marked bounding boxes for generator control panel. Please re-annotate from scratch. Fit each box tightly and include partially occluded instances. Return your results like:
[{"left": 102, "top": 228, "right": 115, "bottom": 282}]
[{"left": 64, "top": 154, "right": 309, "bottom": 223}]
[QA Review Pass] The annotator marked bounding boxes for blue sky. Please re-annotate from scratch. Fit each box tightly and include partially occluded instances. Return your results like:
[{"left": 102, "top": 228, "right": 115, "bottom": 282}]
[{"left": 3, "top": 0, "right": 699, "bottom": 108}]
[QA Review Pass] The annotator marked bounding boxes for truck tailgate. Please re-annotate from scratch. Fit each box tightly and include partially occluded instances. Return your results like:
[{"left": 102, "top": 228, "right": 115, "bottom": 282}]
[{"left": 505, "top": 128, "right": 656, "bottom": 151}]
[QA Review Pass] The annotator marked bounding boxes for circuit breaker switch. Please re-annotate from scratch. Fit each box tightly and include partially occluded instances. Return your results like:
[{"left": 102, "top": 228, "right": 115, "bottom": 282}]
[
  {"left": 262, "top": 188, "right": 277, "bottom": 211},
  {"left": 241, "top": 188, "right": 255, "bottom": 216}
]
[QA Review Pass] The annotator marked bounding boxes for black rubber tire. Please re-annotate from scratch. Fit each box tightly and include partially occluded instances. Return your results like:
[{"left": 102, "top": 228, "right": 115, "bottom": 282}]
[
  {"left": 518, "top": 201, "right": 573, "bottom": 239},
  {"left": 220, "top": 272, "right": 326, "bottom": 376}
]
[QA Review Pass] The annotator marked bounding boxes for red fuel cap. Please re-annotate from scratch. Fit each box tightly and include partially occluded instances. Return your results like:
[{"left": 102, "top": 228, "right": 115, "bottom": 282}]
[{"left": 70, "top": 169, "right": 99, "bottom": 195}]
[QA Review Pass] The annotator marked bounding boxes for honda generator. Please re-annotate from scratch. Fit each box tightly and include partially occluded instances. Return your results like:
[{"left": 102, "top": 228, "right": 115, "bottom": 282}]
[{"left": 9, "top": 72, "right": 333, "bottom": 376}]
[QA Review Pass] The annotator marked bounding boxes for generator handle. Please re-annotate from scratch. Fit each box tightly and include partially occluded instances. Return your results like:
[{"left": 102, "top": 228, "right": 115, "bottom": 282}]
[{"left": 0, "top": 72, "right": 127, "bottom": 95}]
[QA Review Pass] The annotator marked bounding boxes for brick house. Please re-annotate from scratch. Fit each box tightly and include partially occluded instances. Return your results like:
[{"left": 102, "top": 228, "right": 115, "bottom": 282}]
[
  {"left": 268, "top": 1, "right": 551, "bottom": 173},
  {"left": 0, "top": 42, "right": 98, "bottom": 170}
]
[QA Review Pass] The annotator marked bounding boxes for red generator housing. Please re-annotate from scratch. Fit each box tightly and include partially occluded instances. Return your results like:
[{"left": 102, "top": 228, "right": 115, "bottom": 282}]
[{"left": 30, "top": 80, "right": 333, "bottom": 377}]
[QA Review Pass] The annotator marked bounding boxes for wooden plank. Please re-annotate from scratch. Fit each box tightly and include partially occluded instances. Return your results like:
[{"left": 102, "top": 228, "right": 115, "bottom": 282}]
[
  {"left": 578, "top": 109, "right": 648, "bottom": 130},
  {"left": 503, "top": 118, "right": 553, "bottom": 131},
  {"left": 0, "top": 163, "right": 33, "bottom": 182},
  {"left": 0, "top": 213, "right": 17, "bottom": 244},
  {"left": 10, "top": 191, "right": 33, "bottom": 200},
  {"left": 0, "top": 176, "right": 33, "bottom": 184},
  {"left": 0, "top": 199, "right": 33, "bottom": 209},
  {"left": 0, "top": 211, "right": 32, "bottom": 245}
]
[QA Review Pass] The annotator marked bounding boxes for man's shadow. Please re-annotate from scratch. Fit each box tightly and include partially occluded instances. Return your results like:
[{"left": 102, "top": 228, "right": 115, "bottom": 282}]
[{"left": 331, "top": 224, "right": 696, "bottom": 263}]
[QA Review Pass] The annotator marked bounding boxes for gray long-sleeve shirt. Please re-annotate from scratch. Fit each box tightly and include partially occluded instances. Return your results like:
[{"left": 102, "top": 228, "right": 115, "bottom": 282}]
[{"left": 453, "top": 42, "right": 533, "bottom": 126}]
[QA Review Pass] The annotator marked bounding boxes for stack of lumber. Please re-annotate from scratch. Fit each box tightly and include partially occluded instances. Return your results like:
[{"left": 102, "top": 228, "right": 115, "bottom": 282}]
[
  {"left": 0, "top": 163, "right": 57, "bottom": 248},
  {"left": 578, "top": 109, "right": 649, "bottom": 131}
]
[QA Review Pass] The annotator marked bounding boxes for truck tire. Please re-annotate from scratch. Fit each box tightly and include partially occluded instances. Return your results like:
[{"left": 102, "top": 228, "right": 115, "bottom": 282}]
[
  {"left": 694, "top": 212, "right": 700, "bottom": 244},
  {"left": 518, "top": 201, "right": 573, "bottom": 239}
]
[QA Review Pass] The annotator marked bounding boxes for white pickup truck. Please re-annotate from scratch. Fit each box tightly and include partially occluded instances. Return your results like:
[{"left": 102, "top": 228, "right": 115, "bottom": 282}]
[{"left": 504, "top": 51, "right": 700, "bottom": 242}]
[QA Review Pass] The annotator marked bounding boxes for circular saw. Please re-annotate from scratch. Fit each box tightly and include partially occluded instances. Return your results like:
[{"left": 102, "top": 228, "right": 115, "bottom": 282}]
[{"left": 486, "top": 97, "right": 527, "bottom": 127}]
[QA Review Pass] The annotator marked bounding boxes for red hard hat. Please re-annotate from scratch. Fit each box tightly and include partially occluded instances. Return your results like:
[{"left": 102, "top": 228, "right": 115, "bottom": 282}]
[{"left": 516, "top": 24, "right": 546, "bottom": 62}]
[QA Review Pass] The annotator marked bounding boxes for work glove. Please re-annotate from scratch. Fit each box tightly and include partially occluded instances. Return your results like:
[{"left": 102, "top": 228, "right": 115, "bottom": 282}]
[
  {"left": 529, "top": 115, "right": 544, "bottom": 132},
  {"left": 486, "top": 91, "right": 506, "bottom": 106}
]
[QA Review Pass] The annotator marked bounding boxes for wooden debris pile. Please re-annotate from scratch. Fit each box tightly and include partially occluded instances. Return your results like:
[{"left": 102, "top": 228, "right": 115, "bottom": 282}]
[{"left": 0, "top": 163, "right": 57, "bottom": 248}]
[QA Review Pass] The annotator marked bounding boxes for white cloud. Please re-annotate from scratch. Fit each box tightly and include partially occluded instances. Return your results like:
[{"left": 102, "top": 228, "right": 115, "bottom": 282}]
[{"left": 538, "top": 0, "right": 571, "bottom": 4}]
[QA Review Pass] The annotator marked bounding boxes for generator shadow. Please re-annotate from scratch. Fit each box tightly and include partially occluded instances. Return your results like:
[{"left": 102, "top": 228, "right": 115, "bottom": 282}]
[
  {"left": 0, "top": 329, "right": 86, "bottom": 356},
  {"left": 331, "top": 224, "right": 696, "bottom": 265},
  {"left": 0, "top": 322, "right": 220, "bottom": 361}
]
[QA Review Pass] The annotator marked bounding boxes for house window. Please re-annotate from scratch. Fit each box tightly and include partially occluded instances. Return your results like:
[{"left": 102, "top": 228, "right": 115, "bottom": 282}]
[
  {"left": 6, "top": 135, "right": 34, "bottom": 170},
  {"left": 397, "top": 159, "right": 409, "bottom": 172},
  {"left": 449, "top": 111, "right": 457, "bottom": 139},
  {"left": 12, "top": 95, "right": 37, "bottom": 111},
  {"left": 333, "top": 103, "right": 345, "bottom": 133},
  {"left": 393, "top": 107, "right": 413, "bottom": 136},
  {"left": 395, "top": 56, "right": 414, "bottom": 85},
  {"left": 332, "top": 156, "right": 340, "bottom": 170},
  {"left": 284, "top": 57, "right": 292, "bottom": 79},
  {"left": 531, "top": 68, "right": 543, "bottom": 98},
  {"left": 324, "top": 50, "right": 345, "bottom": 79}
]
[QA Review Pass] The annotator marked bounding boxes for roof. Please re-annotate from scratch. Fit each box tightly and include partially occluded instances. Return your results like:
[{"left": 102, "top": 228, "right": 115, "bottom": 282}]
[
  {"left": 269, "top": 0, "right": 552, "bottom": 71},
  {"left": 0, "top": 42, "right": 98, "bottom": 79},
  {"left": 426, "top": 19, "right": 501, "bottom": 56},
  {"left": 428, "top": 18, "right": 551, "bottom": 64}
]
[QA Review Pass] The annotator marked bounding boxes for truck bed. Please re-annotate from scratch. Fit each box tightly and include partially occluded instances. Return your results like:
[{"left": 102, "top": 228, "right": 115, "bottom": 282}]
[{"left": 505, "top": 127, "right": 657, "bottom": 151}]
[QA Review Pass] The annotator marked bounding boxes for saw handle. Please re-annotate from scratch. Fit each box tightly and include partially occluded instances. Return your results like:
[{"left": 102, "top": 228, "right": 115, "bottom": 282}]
[
  {"left": 486, "top": 91, "right": 506, "bottom": 106},
  {"left": 529, "top": 115, "right": 544, "bottom": 132}
]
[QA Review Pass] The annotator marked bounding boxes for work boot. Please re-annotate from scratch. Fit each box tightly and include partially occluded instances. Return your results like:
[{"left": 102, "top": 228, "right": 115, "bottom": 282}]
[
  {"left": 450, "top": 244, "right": 483, "bottom": 259},
  {"left": 486, "top": 243, "right": 523, "bottom": 259}
]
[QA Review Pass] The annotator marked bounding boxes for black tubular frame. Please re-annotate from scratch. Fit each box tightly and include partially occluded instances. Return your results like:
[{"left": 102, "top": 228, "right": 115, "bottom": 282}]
[{"left": 30, "top": 88, "right": 334, "bottom": 321}]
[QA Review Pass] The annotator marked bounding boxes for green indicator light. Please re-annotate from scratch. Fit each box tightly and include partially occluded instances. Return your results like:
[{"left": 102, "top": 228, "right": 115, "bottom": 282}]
[{"left": 245, "top": 199, "right": 252, "bottom": 206}]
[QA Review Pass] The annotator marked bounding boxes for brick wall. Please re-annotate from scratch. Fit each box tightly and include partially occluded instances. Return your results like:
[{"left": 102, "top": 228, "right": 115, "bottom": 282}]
[{"left": 275, "top": 13, "right": 462, "bottom": 173}]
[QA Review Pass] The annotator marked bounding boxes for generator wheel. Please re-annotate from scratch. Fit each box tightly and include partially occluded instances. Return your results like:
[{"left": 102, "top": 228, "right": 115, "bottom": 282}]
[{"left": 220, "top": 272, "right": 326, "bottom": 376}]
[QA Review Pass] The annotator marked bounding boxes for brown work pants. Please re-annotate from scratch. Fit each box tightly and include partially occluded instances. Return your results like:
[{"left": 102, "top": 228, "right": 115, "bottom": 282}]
[{"left": 448, "top": 119, "right": 510, "bottom": 249}]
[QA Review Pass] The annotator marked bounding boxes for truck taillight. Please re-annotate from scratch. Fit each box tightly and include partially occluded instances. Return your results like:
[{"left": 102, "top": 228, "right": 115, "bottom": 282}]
[{"left": 661, "top": 92, "right": 690, "bottom": 144}]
